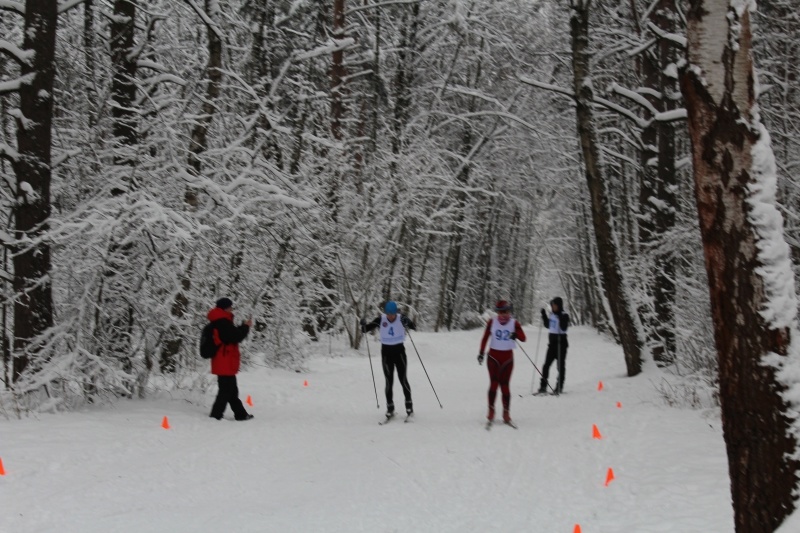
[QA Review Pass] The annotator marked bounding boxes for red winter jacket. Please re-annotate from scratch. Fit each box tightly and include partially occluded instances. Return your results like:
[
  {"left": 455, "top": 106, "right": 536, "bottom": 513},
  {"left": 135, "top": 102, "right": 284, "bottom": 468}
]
[{"left": 207, "top": 307, "right": 251, "bottom": 376}]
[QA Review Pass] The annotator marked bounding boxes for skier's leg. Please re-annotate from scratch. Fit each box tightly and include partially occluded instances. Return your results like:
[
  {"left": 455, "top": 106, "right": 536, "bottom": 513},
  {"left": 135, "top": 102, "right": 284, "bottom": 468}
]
[
  {"left": 499, "top": 357, "right": 514, "bottom": 421},
  {"left": 396, "top": 347, "right": 413, "bottom": 414},
  {"left": 487, "top": 355, "right": 500, "bottom": 419},
  {"left": 382, "top": 347, "right": 396, "bottom": 414},
  {"left": 556, "top": 342, "right": 568, "bottom": 393},
  {"left": 539, "top": 346, "right": 556, "bottom": 392}
]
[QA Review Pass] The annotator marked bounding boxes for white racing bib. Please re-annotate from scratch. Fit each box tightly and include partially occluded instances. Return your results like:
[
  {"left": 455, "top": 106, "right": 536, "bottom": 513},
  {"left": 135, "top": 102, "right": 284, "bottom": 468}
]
[
  {"left": 379, "top": 314, "right": 406, "bottom": 345},
  {"left": 489, "top": 317, "right": 516, "bottom": 351}
]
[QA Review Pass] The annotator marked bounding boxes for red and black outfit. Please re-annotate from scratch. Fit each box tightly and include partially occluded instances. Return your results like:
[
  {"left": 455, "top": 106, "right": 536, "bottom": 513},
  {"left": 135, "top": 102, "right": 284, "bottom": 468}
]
[
  {"left": 208, "top": 307, "right": 252, "bottom": 420},
  {"left": 479, "top": 317, "right": 526, "bottom": 421}
]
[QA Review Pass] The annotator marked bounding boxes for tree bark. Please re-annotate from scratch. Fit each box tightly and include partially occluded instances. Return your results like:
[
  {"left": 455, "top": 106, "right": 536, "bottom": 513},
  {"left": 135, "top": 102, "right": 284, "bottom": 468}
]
[
  {"left": 570, "top": 0, "right": 642, "bottom": 376},
  {"left": 680, "top": 1, "right": 799, "bottom": 530},
  {"left": 111, "top": 0, "right": 138, "bottom": 170},
  {"left": 11, "top": 0, "right": 58, "bottom": 381}
]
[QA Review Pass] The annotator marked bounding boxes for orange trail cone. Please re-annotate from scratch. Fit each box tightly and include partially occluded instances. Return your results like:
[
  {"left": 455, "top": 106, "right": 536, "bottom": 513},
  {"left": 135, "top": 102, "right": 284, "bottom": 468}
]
[
  {"left": 303, "top": 380, "right": 309, "bottom": 387},
  {"left": 592, "top": 424, "right": 603, "bottom": 440},
  {"left": 573, "top": 525, "right": 582, "bottom": 533},
  {"left": 246, "top": 395, "right": 253, "bottom": 407},
  {"left": 604, "top": 467, "right": 615, "bottom": 486},
  {"left": 616, "top": 401, "right": 622, "bottom": 408},
  {"left": 0, "top": 457, "right": 5, "bottom": 476},
  {"left": 598, "top": 380, "right": 604, "bottom": 391},
  {"left": 161, "top": 416, "right": 170, "bottom": 430}
]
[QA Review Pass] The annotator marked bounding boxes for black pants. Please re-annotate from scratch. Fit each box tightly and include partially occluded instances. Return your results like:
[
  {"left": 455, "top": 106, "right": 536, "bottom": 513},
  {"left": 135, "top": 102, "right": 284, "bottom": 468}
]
[
  {"left": 540, "top": 334, "right": 568, "bottom": 392},
  {"left": 382, "top": 344, "right": 412, "bottom": 413},
  {"left": 210, "top": 375, "right": 249, "bottom": 420}
]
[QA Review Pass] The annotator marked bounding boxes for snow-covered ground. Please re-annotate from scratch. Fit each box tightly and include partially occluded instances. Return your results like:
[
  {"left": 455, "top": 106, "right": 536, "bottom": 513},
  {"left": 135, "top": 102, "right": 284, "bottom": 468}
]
[{"left": 1, "top": 326, "right": 735, "bottom": 532}]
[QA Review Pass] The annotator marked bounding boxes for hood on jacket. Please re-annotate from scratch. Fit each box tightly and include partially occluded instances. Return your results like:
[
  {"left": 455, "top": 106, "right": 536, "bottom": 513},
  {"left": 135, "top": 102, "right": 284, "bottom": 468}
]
[
  {"left": 550, "top": 297, "right": 563, "bottom": 312},
  {"left": 208, "top": 307, "right": 234, "bottom": 322}
]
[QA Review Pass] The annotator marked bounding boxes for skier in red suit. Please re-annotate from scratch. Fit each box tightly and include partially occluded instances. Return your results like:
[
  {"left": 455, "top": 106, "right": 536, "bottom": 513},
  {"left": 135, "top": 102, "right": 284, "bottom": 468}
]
[{"left": 478, "top": 300, "right": 526, "bottom": 423}]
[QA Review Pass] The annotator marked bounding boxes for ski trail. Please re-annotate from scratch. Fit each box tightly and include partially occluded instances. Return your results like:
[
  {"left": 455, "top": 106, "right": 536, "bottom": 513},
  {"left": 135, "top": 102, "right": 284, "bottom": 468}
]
[{"left": 0, "top": 326, "right": 734, "bottom": 532}]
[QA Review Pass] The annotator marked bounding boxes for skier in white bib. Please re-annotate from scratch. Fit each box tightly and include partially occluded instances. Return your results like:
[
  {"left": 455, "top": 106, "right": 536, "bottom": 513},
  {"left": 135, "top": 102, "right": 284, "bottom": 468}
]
[
  {"left": 361, "top": 301, "right": 417, "bottom": 418},
  {"left": 478, "top": 300, "right": 527, "bottom": 423},
  {"left": 537, "top": 297, "right": 570, "bottom": 395}
]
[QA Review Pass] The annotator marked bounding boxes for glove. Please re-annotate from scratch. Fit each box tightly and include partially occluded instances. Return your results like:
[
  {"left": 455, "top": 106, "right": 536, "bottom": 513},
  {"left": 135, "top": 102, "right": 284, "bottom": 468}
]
[
  {"left": 541, "top": 309, "right": 548, "bottom": 320},
  {"left": 359, "top": 318, "right": 367, "bottom": 333},
  {"left": 477, "top": 353, "right": 484, "bottom": 365},
  {"left": 510, "top": 332, "right": 517, "bottom": 340}
]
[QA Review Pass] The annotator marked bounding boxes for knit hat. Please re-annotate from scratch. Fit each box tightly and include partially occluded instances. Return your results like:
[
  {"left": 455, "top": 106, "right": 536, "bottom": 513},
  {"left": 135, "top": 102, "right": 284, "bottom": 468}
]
[
  {"left": 384, "top": 301, "right": 398, "bottom": 314},
  {"left": 495, "top": 300, "right": 512, "bottom": 312},
  {"left": 216, "top": 297, "right": 233, "bottom": 310}
]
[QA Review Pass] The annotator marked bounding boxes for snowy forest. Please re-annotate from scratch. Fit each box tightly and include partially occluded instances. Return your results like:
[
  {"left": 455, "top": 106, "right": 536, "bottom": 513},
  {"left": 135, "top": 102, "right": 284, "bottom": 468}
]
[{"left": 2, "top": 0, "right": 800, "bottom": 531}]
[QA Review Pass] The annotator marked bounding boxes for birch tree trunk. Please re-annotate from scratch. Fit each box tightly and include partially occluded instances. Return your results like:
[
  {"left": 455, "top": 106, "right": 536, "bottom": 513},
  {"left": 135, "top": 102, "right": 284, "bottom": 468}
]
[
  {"left": 680, "top": 1, "right": 799, "bottom": 530},
  {"left": 570, "top": 0, "right": 643, "bottom": 376},
  {"left": 11, "top": 0, "right": 57, "bottom": 381}
]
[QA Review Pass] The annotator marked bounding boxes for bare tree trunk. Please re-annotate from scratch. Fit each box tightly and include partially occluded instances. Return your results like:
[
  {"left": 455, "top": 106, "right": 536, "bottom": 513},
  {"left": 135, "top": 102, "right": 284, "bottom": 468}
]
[
  {"left": 10, "top": 0, "right": 57, "bottom": 381},
  {"left": 681, "top": 1, "right": 799, "bottom": 530},
  {"left": 570, "top": 0, "right": 642, "bottom": 375},
  {"left": 111, "top": 0, "right": 138, "bottom": 170},
  {"left": 161, "top": 0, "right": 224, "bottom": 371}
]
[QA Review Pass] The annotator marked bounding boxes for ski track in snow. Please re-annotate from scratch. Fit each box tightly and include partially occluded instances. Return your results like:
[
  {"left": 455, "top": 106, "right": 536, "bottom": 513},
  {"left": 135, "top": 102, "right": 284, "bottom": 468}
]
[{"left": 0, "top": 327, "right": 734, "bottom": 532}]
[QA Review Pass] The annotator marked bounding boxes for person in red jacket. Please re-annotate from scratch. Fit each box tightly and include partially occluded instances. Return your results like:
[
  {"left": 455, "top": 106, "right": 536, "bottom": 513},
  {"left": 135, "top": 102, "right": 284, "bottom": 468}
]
[
  {"left": 208, "top": 297, "right": 254, "bottom": 421},
  {"left": 478, "top": 300, "right": 526, "bottom": 424}
]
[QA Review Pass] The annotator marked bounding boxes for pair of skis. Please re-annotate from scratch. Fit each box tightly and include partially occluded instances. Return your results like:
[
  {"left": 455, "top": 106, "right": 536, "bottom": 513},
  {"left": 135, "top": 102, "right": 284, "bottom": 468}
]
[
  {"left": 486, "top": 419, "right": 517, "bottom": 430},
  {"left": 379, "top": 412, "right": 414, "bottom": 425}
]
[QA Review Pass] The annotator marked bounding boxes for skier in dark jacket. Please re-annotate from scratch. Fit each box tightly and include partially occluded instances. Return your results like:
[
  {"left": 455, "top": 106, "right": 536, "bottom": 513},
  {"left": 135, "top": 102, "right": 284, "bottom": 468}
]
[
  {"left": 537, "top": 297, "right": 570, "bottom": 395},
  {"left": 478, "top": 300, "right": 526, "bottom": 423},
  {"left": 361, "top": 301, "right": 416, "bottom": 419},
  {"left": 208, "top": 297, "right": 254, "bottom": 420}
]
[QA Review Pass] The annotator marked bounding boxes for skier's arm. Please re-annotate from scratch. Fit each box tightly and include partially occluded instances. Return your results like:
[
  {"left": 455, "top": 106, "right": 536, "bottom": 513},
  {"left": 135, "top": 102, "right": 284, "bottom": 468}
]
[
  {"left": 514, "top": 321, "right": 526, "bottom": 342},
  {"left": 479, "top": 319, "right": 493, "bottom": 354},
  {"left": 400, "top": 314, "right": 416, "bottom": 331},
  {"left": 558, "top": 312, "right": 569, "bottom": 332},
  {"left": 363, "top": 316, "right": 381, "bottom": 333},
  {"left": 540, "top": 308, "right": 549, "bottom": 328}
]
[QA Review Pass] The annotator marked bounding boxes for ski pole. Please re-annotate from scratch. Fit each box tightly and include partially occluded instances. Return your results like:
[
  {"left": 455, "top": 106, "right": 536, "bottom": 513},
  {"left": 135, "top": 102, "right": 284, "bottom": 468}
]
[
  {"left": 405, "top": 329, "right": 443, "bottom": 408},
  {"left": 516, "top": 339, "right": 555, "bottom": 393},
  {"left": 530, "top": 321, "right": 544, "bottom": 395},
  {"left": 363, "top": 326, "right": 380, "bottom": 409}
]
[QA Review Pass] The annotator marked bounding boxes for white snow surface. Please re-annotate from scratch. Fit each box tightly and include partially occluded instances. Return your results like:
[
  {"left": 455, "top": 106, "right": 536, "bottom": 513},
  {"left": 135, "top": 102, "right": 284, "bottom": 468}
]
[{"left": 1, "top": 327, "right": 737, "bottom": 532}]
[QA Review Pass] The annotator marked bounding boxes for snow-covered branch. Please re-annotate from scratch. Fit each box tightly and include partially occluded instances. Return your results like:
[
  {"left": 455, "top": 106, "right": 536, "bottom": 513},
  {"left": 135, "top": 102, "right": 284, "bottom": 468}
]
[
  {"left": 653, "top": 109, "right": 687, "bottom": 122},
  {"left": 0, "top": 0, "right": 24, "bottom": 15},
  {"left": 0, "top": 39, "right": 33, "bottom": 66},
  {"left": 0, "top": 142, "right": 19, "bottom": 163},
  {"left": 607, "top": 82, "right": 658, "bottom": 116},
  {"left": 517, "top": 74, "right": 575, "bottom": 100},
  {"left": 646, "top": 21, "right": 686, "bottom": 48},
  {"left": 296, "top": 38, "right": 356, "bottom": 61},
  {"left": 0, "top": 73, "right": 35, "bottom": 96},
  {"left": 593, "top": 96, "right": 649, "bottom": 128},
  {"left": 183, "top": 0, "right": 224, "bottom": 42},
  {"left": 58, "top": 0, "right": 86, "bottom": 14},
  {"left": 346, "top": 0, "right": 421, "bottom": 15}
]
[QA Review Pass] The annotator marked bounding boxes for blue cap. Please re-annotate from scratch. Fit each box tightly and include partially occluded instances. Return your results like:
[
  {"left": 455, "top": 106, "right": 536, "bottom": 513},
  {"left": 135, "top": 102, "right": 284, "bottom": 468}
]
[{"left": 385, "top": 301, "right": 398, "bottom": 314}]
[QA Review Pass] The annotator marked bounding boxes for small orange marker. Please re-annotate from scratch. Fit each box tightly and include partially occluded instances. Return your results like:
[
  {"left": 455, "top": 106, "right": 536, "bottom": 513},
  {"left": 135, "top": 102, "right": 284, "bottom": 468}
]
[
  {"left": 0, "top": 457, "right": 6, "bottom": 476},
  {"left": 604, "top": 467, "right": 615, "bottom": 486},
  {"left": 303, "top": 380, "right": 309, "bottom": 387},
  {"left": 616, "top": 401, "right": 622, "bottom": 408},
  {"left": 161, "top": 416, "right": 171, "bottom": 430},
  {"left": 573, "top": 525, "right": 582, "bottom": 533},
  {"left": 592, "top": 424, "right": 603, "bottom": 440},
  {"left": 246, "top": 395, "right": 253, "bottom": 407},
  {"left": 598, "top": 381, "right": 604, "bottom": 391}
]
